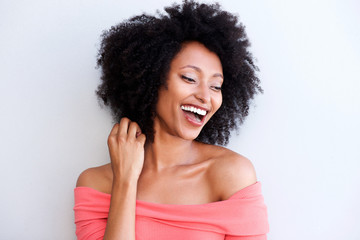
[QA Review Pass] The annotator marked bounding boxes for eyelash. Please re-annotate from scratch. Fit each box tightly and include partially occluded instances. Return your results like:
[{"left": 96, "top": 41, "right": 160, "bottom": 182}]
[
  {"left": 181, "top": 75, "right": 195, "bottom": 82},
  {"left": 181, "top": 75, "right": 222, "bottom": 91}
]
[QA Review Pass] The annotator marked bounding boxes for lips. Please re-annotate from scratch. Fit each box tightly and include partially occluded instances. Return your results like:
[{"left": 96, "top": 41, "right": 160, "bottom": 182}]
[
  {"left": 182, "top": 110, "right": 206, "bottom": 126},
  {"left": 180, "top": 104, "right": 209, "bottom": 126}
]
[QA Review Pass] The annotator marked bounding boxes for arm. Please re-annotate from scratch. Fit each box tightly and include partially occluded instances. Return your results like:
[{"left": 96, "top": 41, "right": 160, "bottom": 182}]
[
  {"left": 103, "top": 118, "right": 146, "bottom": 240},
  {"left": 76, "top": 118, "right": 146, "bottom": 240},
  {"left": 104, "top": 179, "right": 138, "bottom": 240}
]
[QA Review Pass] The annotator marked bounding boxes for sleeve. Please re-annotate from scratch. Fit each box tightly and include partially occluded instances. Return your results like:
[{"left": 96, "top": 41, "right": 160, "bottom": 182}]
[
  {"left": 75, "top": 219, "right": 106, "bottom": 240},
  {"left": 74, "top": 187, "right": 110, "bottom": 240},
  {"left": 221, "top": 182, "right": 269, "bottom": 238}
]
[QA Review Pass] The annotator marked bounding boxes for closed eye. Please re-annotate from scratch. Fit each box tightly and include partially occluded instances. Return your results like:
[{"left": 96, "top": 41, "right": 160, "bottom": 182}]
[
  {"left": 212, "top": 86, "right": 222, "bottom": 91},
  {"left": 181, "top": 75, "right": 195, "bottom": 82}
]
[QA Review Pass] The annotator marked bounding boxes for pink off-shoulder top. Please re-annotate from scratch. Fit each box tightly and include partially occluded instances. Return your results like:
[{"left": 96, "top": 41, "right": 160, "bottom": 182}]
[{"left": 73, "top": 181, "right": 269, "bottom": 240}]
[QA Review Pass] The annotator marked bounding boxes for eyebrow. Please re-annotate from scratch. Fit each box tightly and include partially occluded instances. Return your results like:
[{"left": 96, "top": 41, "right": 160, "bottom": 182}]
[{"left": 180, "top": 65, "right": 224, "bottom": 79}]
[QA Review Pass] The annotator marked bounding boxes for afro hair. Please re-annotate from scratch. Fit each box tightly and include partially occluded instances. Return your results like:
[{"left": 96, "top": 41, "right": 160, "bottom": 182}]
[{"left": 96, "top": 0, "right": 262, "bottom": 145}]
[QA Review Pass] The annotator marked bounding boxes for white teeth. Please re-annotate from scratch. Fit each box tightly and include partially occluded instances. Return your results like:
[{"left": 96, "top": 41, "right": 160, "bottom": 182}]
[{"left": 181, "top": 105, "right": 207, "bottom": 116}]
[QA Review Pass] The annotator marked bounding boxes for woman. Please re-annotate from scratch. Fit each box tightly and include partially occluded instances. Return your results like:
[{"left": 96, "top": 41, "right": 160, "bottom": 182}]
[{"left": 74, "top": 1, "right": 269, "bottom": 239}]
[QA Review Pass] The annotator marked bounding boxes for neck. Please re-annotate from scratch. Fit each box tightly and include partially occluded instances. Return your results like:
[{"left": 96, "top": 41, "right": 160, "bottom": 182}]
[{"left": 143, "top": 132, "right": 198, "bottom": 172}]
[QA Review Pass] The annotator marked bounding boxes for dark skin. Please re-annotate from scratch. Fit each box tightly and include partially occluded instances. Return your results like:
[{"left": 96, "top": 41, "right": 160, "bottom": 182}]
[{"left": 77, "top": 41, "right": 257, "bottom": 239}]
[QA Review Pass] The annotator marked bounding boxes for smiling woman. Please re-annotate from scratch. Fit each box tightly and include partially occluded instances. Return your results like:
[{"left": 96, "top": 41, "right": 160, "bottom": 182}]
[
  {"left": 155, "top": 41, "right": 223, "bottom": 138},
  {"left": 74, "top": 1, "right": 268, "bottom": 239}
]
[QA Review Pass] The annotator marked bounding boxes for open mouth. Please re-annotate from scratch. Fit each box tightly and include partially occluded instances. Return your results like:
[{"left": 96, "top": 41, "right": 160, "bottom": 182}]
[{"left": 181, "top": 105, "right": 208, "bottom": 124}]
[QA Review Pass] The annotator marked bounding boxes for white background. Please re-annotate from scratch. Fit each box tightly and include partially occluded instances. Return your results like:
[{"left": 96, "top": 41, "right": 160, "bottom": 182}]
[{"left": 1, "top": 0, "right": 359, "bottom": 239}]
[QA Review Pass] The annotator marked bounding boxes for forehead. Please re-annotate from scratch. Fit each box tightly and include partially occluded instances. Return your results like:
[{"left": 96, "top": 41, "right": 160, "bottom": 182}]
[{"left": 171, "top": 41, "right": 223, "bottom": 73}]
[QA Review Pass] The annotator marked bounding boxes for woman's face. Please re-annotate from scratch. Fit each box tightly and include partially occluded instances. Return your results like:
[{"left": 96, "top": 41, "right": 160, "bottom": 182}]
[{"left": 154, "top": 41, "right": 223, "bottom": 141}]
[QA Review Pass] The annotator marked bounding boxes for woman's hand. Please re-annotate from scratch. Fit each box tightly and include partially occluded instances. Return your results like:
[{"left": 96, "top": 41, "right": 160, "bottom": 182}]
[
  {"left": 104, "top": 118, "right": 145, "bottom": 240},
  {"left": 107, "top": 117, "right": 146, "bottom": 183}
]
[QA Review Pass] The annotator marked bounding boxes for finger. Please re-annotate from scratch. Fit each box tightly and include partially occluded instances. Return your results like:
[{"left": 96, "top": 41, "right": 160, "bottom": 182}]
[
  {"left": 127, "top": 122, "right": 142, "bottom": 140},
  {"left": 118, "top": 117, "right": 131, "bottom": 139},
  {"left": 109, "top": 123, "right": 120, "bottom": 136},
  {"left": 136, "top": 134, "right": 146, "bottom": 145},
  {"left": 108, "top": 124, "right": 120, "bottom": 147}
]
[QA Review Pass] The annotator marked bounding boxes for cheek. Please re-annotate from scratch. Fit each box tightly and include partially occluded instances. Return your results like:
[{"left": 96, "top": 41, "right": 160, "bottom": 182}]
[
  {"left": 213, "top": 94, "right": 223, "bottom": 112},
  {"left": 156, "top": 87, "right": 181, "bottom": 115},
  {"left": 155, "top": 89, "right": 170, "bottom": 115}
]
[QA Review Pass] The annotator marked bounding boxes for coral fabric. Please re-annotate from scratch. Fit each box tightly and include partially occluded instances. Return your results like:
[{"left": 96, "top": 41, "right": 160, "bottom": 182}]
[{"left": 74, "top": 181, "right": 269, "bottom": 240}]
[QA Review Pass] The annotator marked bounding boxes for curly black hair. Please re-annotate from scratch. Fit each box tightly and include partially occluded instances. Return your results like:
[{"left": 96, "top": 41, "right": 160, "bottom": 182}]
[{"left": 96, "top": 0, "right": 262, "bottom": 145}]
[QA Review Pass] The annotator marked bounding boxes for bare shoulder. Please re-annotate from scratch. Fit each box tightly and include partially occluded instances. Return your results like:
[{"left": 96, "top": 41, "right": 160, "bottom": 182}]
[
  {"left": 205, "top": 145, "right": 257, "bottom": 200},
  {"left": 76, "top": 163, "right": 113, "bottom": 194}
]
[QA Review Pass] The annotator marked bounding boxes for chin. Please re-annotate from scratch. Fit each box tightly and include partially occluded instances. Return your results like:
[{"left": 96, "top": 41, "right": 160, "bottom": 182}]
[{"left": 178, "top": 129, "right": 202, "bottom": 141}]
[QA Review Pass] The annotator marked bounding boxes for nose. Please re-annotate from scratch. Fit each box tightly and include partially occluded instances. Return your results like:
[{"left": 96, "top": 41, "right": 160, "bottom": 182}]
[{"left": 195, "top": 83, "right": 211, "bottom": 103}]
